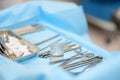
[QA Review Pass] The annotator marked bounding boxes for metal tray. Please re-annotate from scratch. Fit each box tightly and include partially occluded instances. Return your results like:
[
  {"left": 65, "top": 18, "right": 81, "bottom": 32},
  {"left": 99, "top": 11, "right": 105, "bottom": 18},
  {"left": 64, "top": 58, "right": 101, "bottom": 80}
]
[{"left": 0, "top": 29, "right": 40, "bottom": 62}]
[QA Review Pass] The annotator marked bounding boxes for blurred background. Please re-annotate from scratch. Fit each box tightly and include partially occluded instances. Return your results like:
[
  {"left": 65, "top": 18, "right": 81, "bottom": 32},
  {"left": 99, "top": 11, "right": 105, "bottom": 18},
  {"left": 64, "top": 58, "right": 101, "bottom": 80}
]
[{"left": 0, "top": 0, "right": 120, "bottom": 52}]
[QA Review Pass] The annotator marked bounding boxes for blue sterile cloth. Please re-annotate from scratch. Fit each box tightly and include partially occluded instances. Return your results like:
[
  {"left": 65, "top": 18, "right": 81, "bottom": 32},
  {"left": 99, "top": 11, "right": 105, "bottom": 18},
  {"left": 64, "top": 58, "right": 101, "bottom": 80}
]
[{"left": 0, "top": 1, "right": 120, "bottom": 80}]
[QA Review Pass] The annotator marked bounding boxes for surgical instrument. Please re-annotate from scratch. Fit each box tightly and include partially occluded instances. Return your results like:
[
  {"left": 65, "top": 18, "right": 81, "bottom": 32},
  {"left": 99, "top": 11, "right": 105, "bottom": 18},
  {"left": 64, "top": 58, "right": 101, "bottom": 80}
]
[
  {"left": 35, "top": 34, "right": 59, "bottom": 45},
  {"left": 49, "top": 53, "right": 94, "bottom": 64},
  {"left": 39, "top": 45, "right": 80, "bottom": 58},
  {"left": 39, "top": 38, "right": 62, "bottom": 51},
  {"left": 12, "top": 25, "right": 43, "bottom": 35},
  {"left": 60, "top": 50, "right": 89, "bottom": 67},
  {"left": 62, "top": 56, "right": 103, "bottom": 70}
]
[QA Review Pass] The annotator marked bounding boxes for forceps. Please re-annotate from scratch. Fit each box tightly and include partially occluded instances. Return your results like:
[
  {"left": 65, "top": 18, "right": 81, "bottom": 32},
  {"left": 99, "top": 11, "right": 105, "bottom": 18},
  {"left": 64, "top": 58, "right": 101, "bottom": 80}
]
[
  {"left": 63, "top": 56, "right": 103, "bottom": 75},
  {"left": 62, "top": 56, "right": 103, "bottom": 70},
  {"left": 60, "top": 48, "right": 94, "bottom": 67},
  {"left": 50, "top": 53, "right": 95, "bottom": 64}
]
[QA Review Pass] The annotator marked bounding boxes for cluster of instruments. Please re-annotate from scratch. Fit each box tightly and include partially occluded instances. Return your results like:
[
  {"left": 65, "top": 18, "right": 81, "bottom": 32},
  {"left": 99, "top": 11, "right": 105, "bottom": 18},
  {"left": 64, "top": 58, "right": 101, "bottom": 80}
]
[{"left": 0, "top": 25, "right": 103, "bottom": 75}]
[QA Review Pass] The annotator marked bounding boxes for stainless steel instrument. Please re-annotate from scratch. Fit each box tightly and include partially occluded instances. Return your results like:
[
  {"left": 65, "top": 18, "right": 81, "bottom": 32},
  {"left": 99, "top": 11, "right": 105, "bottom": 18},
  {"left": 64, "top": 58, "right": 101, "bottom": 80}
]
[
  {"left": 62, "top": 56, "right": 103, "bottom": 70},
  {"left": 59, "top": 50, "right": 88, "bottom": 67},
  {"left": 62, "top": 56, "right": 103, "bottom": 75},
  {"left": 39, "top": 45, "right": 80, "bottom": 58},
  {"left": 34, "top": 34, "right": 59, "bottom": 45},
  {"left": 12, "top": 25, "right": 43, "bottom": 35},
  {"left": 0, "top": 37, "right": 10, "bottom": 57},
  {"left": 50, "top": 53, "right": 94, "bottom": 64}
]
